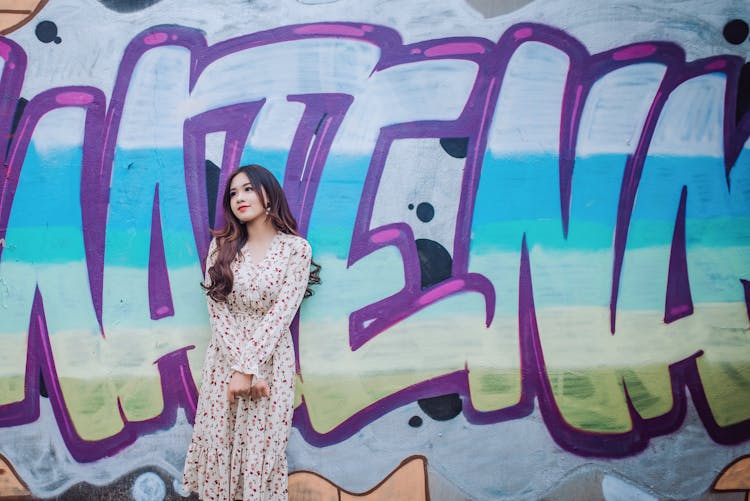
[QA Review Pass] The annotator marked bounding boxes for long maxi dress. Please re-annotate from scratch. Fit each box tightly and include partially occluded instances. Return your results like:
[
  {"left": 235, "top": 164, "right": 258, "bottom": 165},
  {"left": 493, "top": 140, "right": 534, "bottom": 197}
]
[{"left": 183, "top": 232, "right": 311, "bottom": 500}]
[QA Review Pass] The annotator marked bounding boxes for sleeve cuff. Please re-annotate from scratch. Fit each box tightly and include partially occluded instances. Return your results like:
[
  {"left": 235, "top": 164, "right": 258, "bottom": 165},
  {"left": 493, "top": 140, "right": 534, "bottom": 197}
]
[{"left": 230, "top": 362, "right": 258, "bottom": 377}]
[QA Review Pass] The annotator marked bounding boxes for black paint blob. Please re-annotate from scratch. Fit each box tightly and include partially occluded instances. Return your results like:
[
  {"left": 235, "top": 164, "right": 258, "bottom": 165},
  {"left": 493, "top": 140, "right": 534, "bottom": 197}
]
[
  {"left": 205, "top": 160, "right": 221, "bottom": 230},
  {"left": 35, "top": 21, "right": 61, "bottom": 44},
  {"left": 737, "top": 62, "right": 750, "bottom": 125},
  {"left": 418, "top": 394, "right": 462, "bottom": 421},
  {"left": 408, "top": 416, "right": 423, "bottom": 427},
  {"left": 6, "top": 97, "right": 27, "bottom": 159},
  {"left": 416, "top": 202, "right": 434, "bottom": 223},
  {"left": 39, "top": 370, "right": 48, "bottom": 398},
  {"left": 11, "top": 98, "right": 27, "bottom": 133},
  {"left": 723, "top": 19, "right": 749, "bottom": 45},
  {"left": 98, "top": 0, "right": 164, "bottom": 13},
  {"left": 439, "top": 137, "right": 469, "bottom": 159},
  {"left": 415, "top": 238, "right": 452, "bottom": 289}
]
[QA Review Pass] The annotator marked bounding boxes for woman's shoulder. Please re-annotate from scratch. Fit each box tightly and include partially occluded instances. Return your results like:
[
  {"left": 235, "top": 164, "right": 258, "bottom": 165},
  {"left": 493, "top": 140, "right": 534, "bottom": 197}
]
[
  {"left": 279, "top": 232, "right": 311, "bottom": 255},
  {"left": 207, "top": 236, "right": 218, "bottom": 255}
]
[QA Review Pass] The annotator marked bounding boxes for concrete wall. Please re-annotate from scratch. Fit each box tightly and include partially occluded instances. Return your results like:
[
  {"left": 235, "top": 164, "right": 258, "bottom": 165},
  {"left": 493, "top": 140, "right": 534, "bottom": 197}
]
[{"left": 0, "top": 0, "right": 749, "bottom": 499}]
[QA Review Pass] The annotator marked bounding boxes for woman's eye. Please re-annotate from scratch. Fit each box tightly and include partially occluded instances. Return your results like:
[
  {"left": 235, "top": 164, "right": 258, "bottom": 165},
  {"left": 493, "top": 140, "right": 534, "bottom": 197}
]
[{"left": 229, "top": 192, "right": 236, "bottom": 198}]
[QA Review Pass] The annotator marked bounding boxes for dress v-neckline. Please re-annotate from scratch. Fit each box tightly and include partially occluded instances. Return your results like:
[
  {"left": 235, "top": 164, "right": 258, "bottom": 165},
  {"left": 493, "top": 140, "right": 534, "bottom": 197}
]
[{"left": 242, "top": 232, "right": 280, "bottom": 266}]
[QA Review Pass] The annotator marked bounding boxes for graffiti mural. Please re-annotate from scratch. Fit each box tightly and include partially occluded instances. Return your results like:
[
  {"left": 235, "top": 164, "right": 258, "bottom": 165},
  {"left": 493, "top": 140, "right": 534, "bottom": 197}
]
[{"left": 0, "top": 0, "right": 748, "bottom": 499}]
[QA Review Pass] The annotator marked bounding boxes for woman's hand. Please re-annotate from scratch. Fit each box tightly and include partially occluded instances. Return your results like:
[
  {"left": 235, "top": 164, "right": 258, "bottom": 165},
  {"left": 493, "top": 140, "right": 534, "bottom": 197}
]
[
  {"left": 227, "top": 372, "right": 254, "bottom": 404},
  {"left": 250, "top": 379, "right": 271, "bottom": 400}
]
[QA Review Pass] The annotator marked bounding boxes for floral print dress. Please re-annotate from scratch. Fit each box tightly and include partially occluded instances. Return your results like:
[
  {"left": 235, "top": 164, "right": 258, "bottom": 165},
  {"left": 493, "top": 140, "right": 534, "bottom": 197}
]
[{"left": 183, "top": 232, "right": 311, "bottom": 500}]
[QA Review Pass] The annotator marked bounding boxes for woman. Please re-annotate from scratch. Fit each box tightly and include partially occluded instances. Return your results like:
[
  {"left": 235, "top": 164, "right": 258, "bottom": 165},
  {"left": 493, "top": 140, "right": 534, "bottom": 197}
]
[{"left": 183, "top": 164, "right": 319, "bottom": 500}]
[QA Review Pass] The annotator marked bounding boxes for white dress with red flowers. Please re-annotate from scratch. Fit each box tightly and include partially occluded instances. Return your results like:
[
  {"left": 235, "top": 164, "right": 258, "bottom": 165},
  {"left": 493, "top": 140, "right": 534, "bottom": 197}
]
[{"left": 183, "top": 232, "right": 311, "bottom": 500}]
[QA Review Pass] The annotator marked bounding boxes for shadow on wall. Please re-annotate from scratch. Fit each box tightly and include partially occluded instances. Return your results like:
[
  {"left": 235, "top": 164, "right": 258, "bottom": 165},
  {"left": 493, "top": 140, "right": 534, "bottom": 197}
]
[
  {"left": 466, "top": 0, "right": 535, "bottom": 17},
  {"left": 97, "top": 0, "right": 164, "bottom": 13}
]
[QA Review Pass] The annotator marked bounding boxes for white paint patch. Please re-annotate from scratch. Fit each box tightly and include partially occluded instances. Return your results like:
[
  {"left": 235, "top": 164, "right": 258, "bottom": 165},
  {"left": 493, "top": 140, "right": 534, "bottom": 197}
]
[
  {"left": 576, "top": 63, "right": 666, "bottom": 157},
  {"left": 205, "top": 131, "right": 227, "bottom": 166},
  {"left": 602, "top": 474, "right": 658, "bottom": 501},
  {"left": 25, "top": 107, "right": 86, "bottom": 154},
  {"left": 370, "top": 138, "right": 465, "bottom": 254},
  {"left": 172, "top": 478, "right": 190, "bottom": 497},
  {"left": 247, "top": 98, "right": 306, "bottom": 152},
  {"left": 118, "top": 46, "right": 192, "bottom": 149},
  {"left": 487, "top": 41, "right": 569, "bottom": 155},
  {"left": 649, "top": 73, "right": 726, "bottom": 158},
  {"left": 189, "top": 37, "right": 380, "bottom": 116},
  {"left": 131, "top": 472, "right": 167, "bottom": 501},
  {"left": 332, "top": 59, "right": 478, "bottom": 154}
]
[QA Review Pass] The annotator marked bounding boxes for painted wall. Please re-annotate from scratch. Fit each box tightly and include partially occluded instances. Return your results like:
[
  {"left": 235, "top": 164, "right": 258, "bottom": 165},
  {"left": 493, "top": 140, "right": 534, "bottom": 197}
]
[{"left": 0, "top": 0, "right": 749, "bottom": 499}]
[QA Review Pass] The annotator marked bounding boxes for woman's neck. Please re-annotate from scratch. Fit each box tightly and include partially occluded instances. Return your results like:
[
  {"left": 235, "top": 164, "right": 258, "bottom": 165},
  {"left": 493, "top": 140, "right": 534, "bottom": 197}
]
[{"left": 245, "top": 219, "right": 277, "bottom": 242}]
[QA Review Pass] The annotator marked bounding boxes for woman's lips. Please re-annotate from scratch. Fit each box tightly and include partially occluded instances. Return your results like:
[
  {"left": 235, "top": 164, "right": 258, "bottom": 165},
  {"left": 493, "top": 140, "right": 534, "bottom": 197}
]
[{"left": 238, "top": 205, "right": 250, "bottom": 212}]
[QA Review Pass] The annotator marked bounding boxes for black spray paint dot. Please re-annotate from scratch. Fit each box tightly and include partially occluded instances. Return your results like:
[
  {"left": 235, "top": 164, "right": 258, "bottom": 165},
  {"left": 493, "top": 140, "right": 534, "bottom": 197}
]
[
  {"left": 408, "top": 416, "right": 423, "bottom": 428},
  {"left": 408, "top": 203, "right": 414, "bottom": 210},
  {"left": 35, "top": 21, "right": 61, "bottom": 44},
  {"left": 439, "top": 137, "right": 469, "bottom": 159},
  {"left": 416, "top": 239, "right": 452, "bottom": 289},
  {"left": 723, "top": 19, "right": 749, "bottom": 45},
  {"left": 416, "top": 202, "right": 434, "bottom": 223},
  {"left": 418, "top": 394, "right": 462, "bottom": 421}
]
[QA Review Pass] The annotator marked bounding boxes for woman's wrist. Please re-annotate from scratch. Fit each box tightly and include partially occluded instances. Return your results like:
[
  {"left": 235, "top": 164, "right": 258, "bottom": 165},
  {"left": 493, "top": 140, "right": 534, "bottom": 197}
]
[{"left": 233, "top": 371, "right": 254, "bottom": 381}]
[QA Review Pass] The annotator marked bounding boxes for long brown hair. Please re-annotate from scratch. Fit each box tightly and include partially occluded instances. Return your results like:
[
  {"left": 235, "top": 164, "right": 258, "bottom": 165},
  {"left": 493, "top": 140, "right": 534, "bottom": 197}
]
[{"left": 203, "top": 164, "right": 321, "bottom": 301}]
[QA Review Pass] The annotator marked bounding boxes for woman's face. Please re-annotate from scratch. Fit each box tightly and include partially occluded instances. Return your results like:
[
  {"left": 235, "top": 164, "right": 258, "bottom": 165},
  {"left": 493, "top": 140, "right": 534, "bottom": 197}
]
[{"left": 228, "top": 172, "right": 266, "bottom": 224}]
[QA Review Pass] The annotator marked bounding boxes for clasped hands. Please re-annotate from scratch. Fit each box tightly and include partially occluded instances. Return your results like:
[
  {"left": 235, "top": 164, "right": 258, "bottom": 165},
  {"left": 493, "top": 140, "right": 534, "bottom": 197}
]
[{"left": 227, "top": 371, "right": 270, "bottom": 404}]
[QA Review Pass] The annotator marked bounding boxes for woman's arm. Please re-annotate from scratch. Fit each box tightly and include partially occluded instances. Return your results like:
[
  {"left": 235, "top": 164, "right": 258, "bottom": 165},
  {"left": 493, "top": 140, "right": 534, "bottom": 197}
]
[
  {"left": 204, "top": 238, "right": 245, "bottom": 369},
  {"left": 231, "top": 237, "right": 312, "bottom": 378}
]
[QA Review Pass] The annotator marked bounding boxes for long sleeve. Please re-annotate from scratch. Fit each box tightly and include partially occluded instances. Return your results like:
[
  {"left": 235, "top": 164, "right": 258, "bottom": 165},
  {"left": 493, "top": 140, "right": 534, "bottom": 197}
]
[
  {"left": 231, "top": 237, "right": 311, "bottom": 377},
  {"left": 204, "top": 238, "right": 244, "bottom": 368}
]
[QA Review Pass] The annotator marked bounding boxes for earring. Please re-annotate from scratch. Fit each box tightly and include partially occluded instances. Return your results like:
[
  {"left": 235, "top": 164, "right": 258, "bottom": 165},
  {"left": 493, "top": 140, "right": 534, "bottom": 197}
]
[{"left": 265, "top": 206, "right": 270, "bottom": 215}]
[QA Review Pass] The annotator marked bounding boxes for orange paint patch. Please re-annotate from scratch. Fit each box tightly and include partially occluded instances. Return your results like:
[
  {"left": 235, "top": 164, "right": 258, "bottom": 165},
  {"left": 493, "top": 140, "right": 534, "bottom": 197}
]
[
  {"left": 290, "top": 455, "right": 429, "bottom": 500},
  {"left": 289, "top": 471, "right": 338, "bottom": 501},
  {"left": 0, "top": 0, "right": 48, "bottom": 35},
  {"left": 0, "top": 454, "right": 30, "bottom": 499},
  {"left": 713, "top": 455, "right": 750, "bottom": 500}
]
